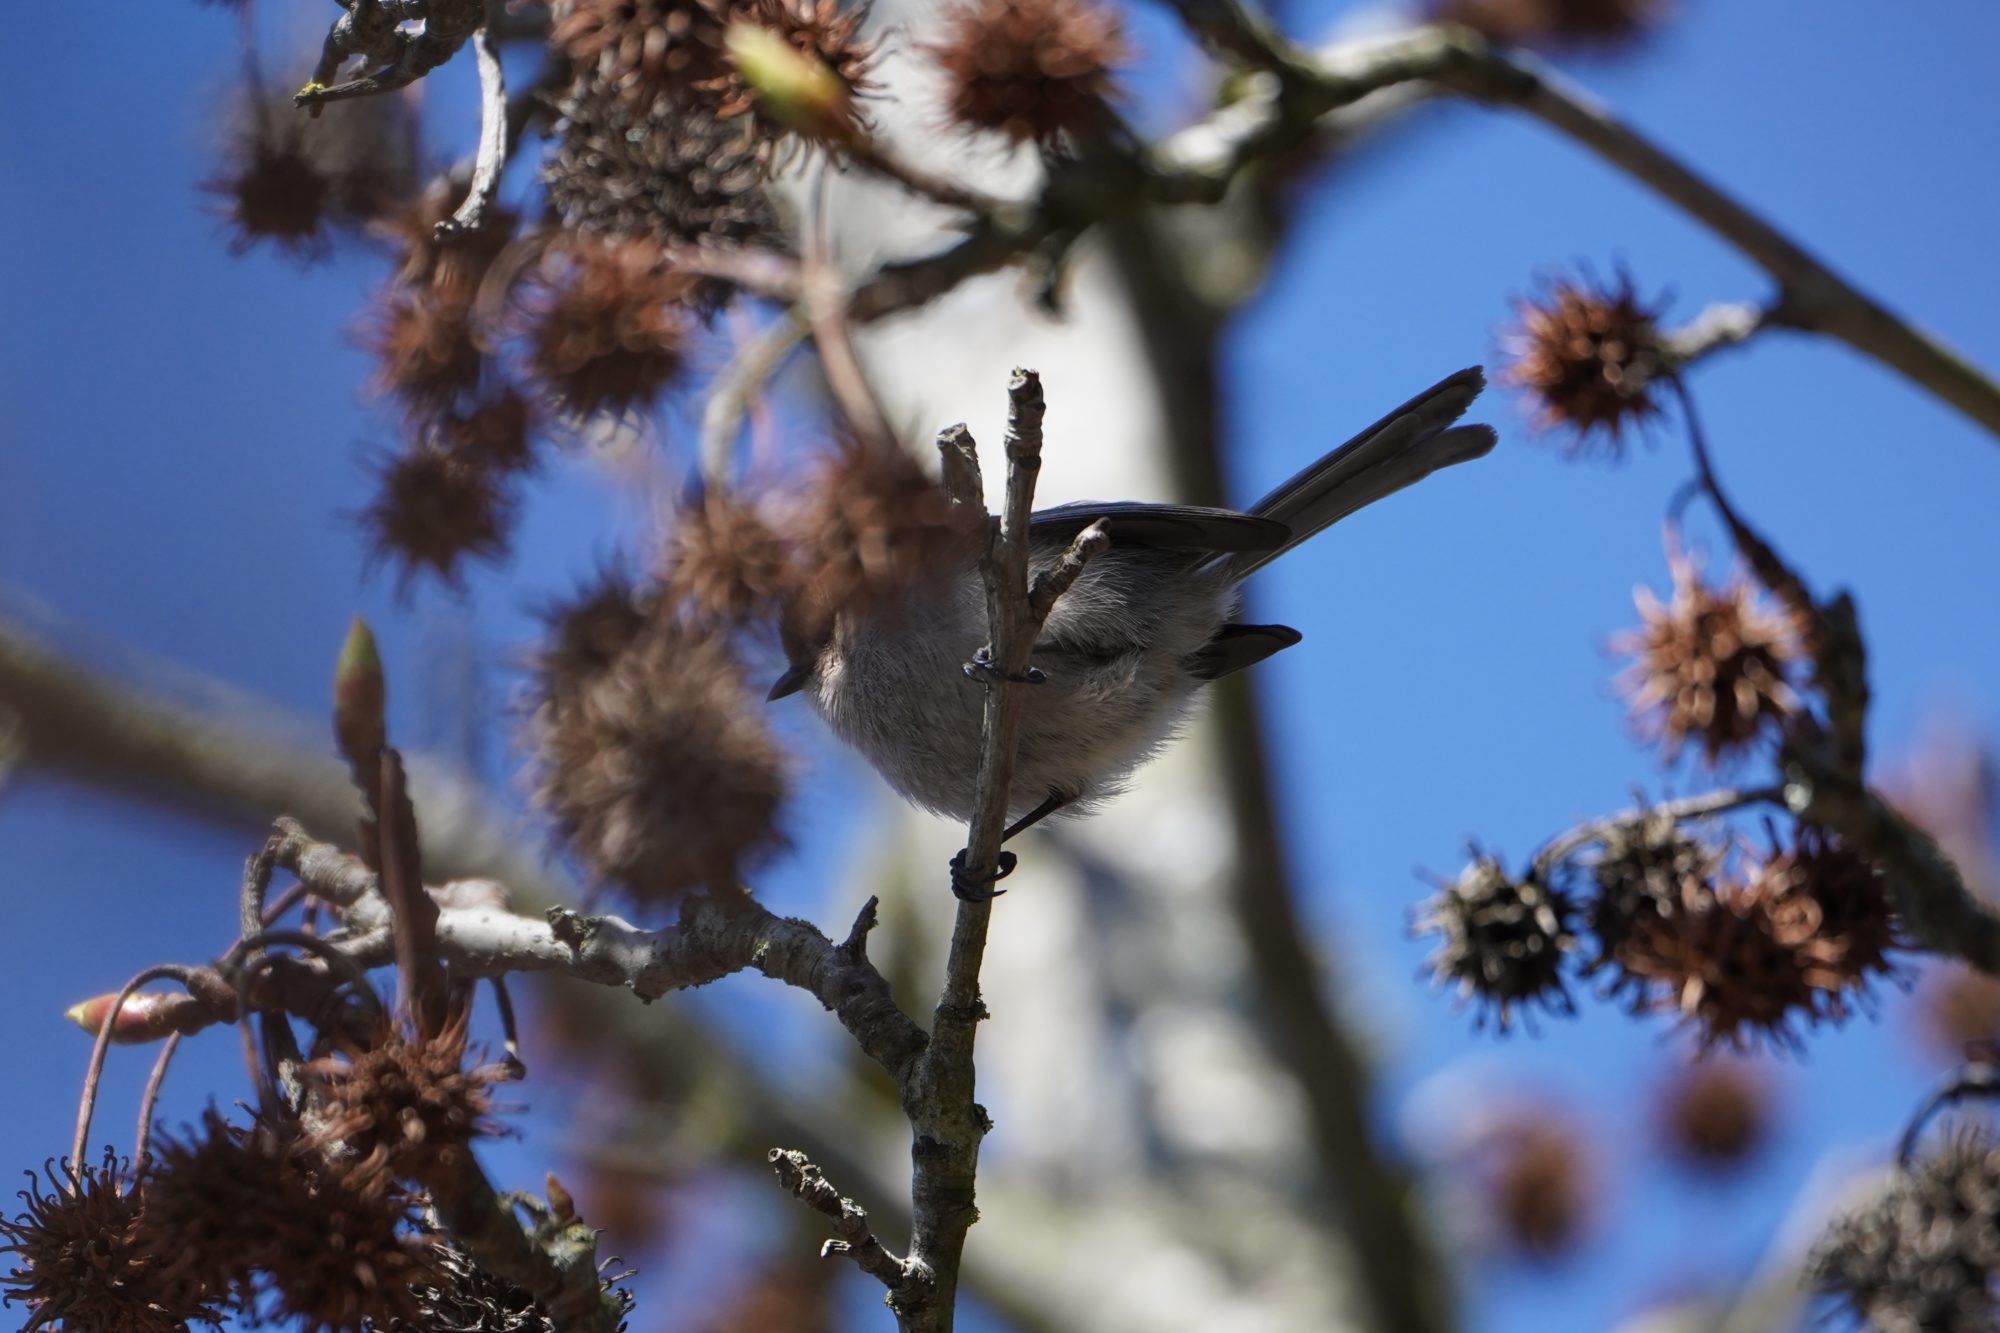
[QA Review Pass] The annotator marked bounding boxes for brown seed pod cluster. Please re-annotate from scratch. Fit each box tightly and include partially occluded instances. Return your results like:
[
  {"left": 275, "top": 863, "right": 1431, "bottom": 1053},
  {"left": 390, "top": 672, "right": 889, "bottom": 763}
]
[
  {"left": 1437, "top": 805, "right": 1898, "bottom": 1052},
  {"left": 0, "top": 1148, "right": 221, "bottom": 1332},
  {"left": 1809, "top": 1127, "right": 2000, "bottom": 1332},
  {"left": 137, "top": 1110, "right": 434, "bottom": 1330},
  {"left": 356, "top": 188, "right": 541, "bottom": 588},
  {"left": 1604, "top": 829, "right": 1897, "bottom": 1051},
  {"left": 1415, "top": 854, "right": 1578, "bottom": 1031},
  {"left": 928, "top": 0, "right": 1126, "bottom": 147},
  {"left": 127, "top": 997, "right": 521, "bottom": 1331},
  {"left": 1503, "top": 270, "right": 1668, "bottom": 453},
  {"left": 530, "top": 570, "right": 791, "bottom": 903},
  {"left": 1615, "top": 536, "right": 1804, "bottom": 768},
  {"left": 1430, "top": 0, "right": 1663, "bottom": 49}
]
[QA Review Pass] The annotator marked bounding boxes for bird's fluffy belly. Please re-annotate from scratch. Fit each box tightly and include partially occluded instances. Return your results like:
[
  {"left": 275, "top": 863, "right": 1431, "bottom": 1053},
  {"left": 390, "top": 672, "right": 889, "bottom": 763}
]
[{"left": 811, "top": 551, "right": 1236, "bottom": 822}]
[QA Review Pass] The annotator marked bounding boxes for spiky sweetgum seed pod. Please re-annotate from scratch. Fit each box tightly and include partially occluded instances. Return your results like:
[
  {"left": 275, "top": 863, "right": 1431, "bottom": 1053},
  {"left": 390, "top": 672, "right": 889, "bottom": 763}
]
[
  {"left": 1502, "top": 270, "right": 1667, "bottom": 454},
  {"left": 361, "top": 447, "right": 517, "bottom": 590},
  {"left": 206, "top": 110, "right": 336, "bottom": 261},
  {"left": 367, "top": 282, "right": 491, "bottom": 418},
  {"left": 663, "top": 488, "right": 797, "bottom": 626},
  {"left": 792, "top": 437, "right": 983, "bottom": 634},
  {"left": 255, "top": 1167, "right": 431, "bottom": 1332},
  {"left": 1584, "top": 813, "right": 1723, "bottom": 982},
  {"left": 534, "top": 571, "right": 660, "bottom": 706},
  {"left": 1784, "top": 825, "right": 1901, "bottom": 998},
  {"left": 533, "top": 616, "right": 789, "bottom": 901},
  {"left": 1808, "top": 1127, "right": 2000, "bottom": 1332},
  {"left": 305, "top": 1012, "right": 503, "bottom": 1197},
  {"left": 551, "top": 0, "right": 739, "bottom": 107},
  {"left": 138, "top": 1112, "right": 284, "bottom": 1300},
  {"left": 928, "top": 0, "right": 1125, "bottom": 147},
  {"left": 148, "top": 1114, "right": 431, "bottom": 1332},
  {"left": 1659, "top": 1060, "right": 1768, "bottom": 1172},
  {"left": 1613, "top": 540, "right": 1804, "bottom": 768},
  {"left": 1, "top": 1148, "right": 221, "bottom": 1333},
  {"left": 524, "top": 236, "right": 694, "bottom": 420},
  {"left": 1416, "top": 855, "right": 1577, "bottom": 1031},
  {"left": 1608, "top": 873, "right": 1827, "bottom": 1052}
]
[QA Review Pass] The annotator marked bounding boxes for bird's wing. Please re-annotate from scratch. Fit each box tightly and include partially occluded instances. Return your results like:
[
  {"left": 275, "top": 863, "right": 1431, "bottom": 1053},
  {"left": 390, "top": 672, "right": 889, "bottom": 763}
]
[{"left": 1029, "top": 501, "right": 1291, "bottom": 553}]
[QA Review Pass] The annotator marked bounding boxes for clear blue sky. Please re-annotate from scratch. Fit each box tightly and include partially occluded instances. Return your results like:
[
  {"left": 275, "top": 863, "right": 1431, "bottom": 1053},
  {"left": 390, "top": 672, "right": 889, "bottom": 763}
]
[{"left": 3, "top": 3, "right": 1998, "bottom": 1330}]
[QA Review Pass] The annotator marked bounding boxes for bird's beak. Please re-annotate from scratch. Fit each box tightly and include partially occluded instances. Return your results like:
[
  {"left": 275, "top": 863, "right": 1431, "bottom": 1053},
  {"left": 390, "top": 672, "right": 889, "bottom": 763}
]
[{"left": 767, "top": 662, "right": 812, "bottom": 702}]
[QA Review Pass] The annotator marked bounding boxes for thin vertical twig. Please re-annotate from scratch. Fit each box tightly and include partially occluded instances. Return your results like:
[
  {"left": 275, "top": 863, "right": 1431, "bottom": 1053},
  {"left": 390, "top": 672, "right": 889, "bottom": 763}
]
[{"left": 897, "top": 371, "right": 1109, "bottom": 1331}]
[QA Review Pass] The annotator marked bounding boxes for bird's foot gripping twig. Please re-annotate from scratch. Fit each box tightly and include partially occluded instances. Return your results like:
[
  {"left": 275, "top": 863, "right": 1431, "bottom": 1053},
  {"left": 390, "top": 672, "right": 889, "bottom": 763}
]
[
  {"left": 962, "top": 645, "right": 1044, "bottom": 685},
  {"left": 948, "top": 849, "right": 1018, "bottom": 902}
]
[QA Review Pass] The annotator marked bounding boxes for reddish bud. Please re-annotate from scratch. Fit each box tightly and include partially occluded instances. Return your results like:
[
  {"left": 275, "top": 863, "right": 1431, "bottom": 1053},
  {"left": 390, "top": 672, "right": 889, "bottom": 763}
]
[{"left": 65, "top": 991, "right": 205, "bottom": 1044}]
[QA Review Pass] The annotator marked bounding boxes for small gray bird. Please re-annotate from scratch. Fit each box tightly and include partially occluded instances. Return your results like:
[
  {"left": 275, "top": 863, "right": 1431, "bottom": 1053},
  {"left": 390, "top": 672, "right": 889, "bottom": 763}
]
[{"left": 770, "top": 368, "right": 1495, "bottom": 894}]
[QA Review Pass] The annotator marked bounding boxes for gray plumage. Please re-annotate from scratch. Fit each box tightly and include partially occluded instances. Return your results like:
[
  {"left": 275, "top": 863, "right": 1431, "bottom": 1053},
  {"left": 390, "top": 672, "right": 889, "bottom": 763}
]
[{"left": 781, "top": 368, "right": 1496, "bottom": 825}]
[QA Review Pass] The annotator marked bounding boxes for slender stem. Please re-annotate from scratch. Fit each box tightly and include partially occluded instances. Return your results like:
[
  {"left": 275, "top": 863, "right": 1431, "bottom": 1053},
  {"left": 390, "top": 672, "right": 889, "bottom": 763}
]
[
  {"left": 133, "top": 1033, "right": 183, "bottom": 1167},
  {"left": 1530, "top": 786, "right": 1786, "bottom": 880},
  {"left": 73, "top": 964, "right": 203, "bottom": 1166},
  {"left": 439, "top": 3, "right": 510, "bottom": 239},
  {"left": 700, "top": 310, "right": 809, "bottom": 485}
]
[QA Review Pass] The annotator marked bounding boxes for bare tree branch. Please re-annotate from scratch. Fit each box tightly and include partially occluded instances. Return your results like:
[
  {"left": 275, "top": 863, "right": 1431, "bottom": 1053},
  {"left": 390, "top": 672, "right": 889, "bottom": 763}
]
[
  {"left": 768, "top": 1148, "right": 915, "bottom": 1293},
  {"left": 437, "top": 2, "right": 509, "bottom": 240}
]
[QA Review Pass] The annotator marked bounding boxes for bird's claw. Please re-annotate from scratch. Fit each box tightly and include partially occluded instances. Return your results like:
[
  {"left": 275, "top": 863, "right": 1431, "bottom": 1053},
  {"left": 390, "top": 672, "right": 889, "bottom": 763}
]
[
  {"left": 962, "top": 646, "right": 1044, "bottom": 685},
  {"left": 949, "top": 849, "right": 1018, "bottom": 902}
]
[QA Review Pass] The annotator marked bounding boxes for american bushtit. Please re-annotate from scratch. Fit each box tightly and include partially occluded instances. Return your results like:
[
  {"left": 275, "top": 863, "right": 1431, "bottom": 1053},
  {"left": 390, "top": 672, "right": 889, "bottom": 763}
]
[{"left": 771, "top": 368, "right": 1494, "bottom": 893}]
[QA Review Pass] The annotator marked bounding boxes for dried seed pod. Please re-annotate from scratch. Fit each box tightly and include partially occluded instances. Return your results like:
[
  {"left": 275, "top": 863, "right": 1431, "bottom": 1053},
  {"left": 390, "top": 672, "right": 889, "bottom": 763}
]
[
  {"left": 522, "top": 236, "right": 694, "bottom": 420},
  {"left": 1809, "top": 1127, "right": 2000, "bottom": 1332},
  {"left": 1483, "top": 1116, "right": 1593, "bottom": 1262},
  {"left": 360, "top": 447, "right": 516, "bottom": 589},
  {"left": 1416, "top": 854, "right": 1577, "bottom": 1031},
  {"left": 305, "top": 1010, "right": 504, "bottom": 1197},
  {"left": 0, "top": 1148, "right": 221, "bottom": 1332},
  {"left": 1614, "top": 534, "right": 1803, "bottom": 768},
  {"left": 1658, "top": 1059, "right": 1770, "bottom": 1173},
  {"left": 1503, "top": 270, "right": 1667, "bottom": 453},
  {"left": 530, "top": 584, "right": 789, "bottom": 901},
  {"left": 927, "top": 0, "right": 1125, "bottom": 147},
  {"left": 662, "top": 487, "right": 797, "bottom": 626},
  {"left": 790, "top": 436, "right": 982, "bottom": 634},
  {"left": 1584, "top": 811, "right": 1723, "bottom": 987}
]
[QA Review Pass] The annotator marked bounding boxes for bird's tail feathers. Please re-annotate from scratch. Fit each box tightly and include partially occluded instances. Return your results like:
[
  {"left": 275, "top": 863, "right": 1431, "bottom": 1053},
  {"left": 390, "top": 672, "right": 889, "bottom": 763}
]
[{"left": 1227, "top": 367, "right": 1494, "bottom": 577}]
